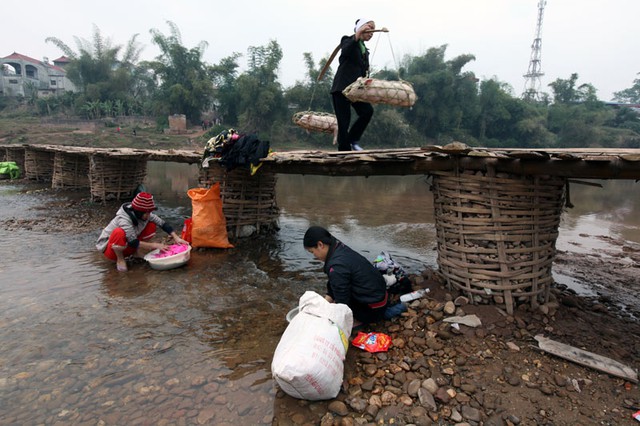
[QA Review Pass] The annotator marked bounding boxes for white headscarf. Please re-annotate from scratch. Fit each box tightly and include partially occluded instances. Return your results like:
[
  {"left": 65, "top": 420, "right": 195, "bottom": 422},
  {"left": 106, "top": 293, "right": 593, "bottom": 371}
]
[{"left": 354, "top": 18, "right": 373, "bottom": 34}]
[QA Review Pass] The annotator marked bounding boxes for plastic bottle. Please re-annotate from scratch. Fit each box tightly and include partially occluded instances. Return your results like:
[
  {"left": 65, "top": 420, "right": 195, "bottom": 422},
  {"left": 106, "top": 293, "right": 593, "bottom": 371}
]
[{"left": 400, "top": 288, "right": 429, "bottom": 303}]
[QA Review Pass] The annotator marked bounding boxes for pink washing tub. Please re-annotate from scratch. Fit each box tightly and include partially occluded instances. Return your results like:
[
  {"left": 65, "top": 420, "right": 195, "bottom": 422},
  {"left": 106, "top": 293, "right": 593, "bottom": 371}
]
[{"left": 144, "top": 244, "right": 191, "bottom": 270}]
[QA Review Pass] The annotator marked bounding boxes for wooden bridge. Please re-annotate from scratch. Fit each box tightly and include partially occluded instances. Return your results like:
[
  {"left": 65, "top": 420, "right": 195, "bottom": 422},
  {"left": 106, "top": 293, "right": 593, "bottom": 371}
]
[
  {"left": 3, "top": 143, "right": 638, "bottom": 181},
  {"left": 2, "top": 143, "right": 639, "bottom": 315},
  {"left": 261, "top": 145, "right": 640, "bottom": 179}
]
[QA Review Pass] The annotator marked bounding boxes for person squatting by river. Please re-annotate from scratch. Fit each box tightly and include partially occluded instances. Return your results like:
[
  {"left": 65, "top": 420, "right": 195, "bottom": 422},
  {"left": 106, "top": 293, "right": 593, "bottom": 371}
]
[
  {"left": 331, "top": 18, "right": 376, "bottom": 152},
  {"left": 303, "top": 226, "right": 405, "bottom": 328},
  {"left": 96, "top": 192, "right": 188, "bottom": 272}
]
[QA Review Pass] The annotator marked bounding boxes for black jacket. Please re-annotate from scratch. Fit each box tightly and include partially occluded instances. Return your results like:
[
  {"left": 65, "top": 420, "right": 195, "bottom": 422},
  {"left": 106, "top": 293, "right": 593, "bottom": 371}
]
[
  {"left": 323, "top": 238, "right": 386, "bottom": 306},
  {"left": 330, "top": 35, "right": 370, "bottom": 94}
]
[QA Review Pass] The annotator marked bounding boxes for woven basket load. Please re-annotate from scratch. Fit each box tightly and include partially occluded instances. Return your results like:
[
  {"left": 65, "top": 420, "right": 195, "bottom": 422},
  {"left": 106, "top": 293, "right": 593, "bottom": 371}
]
[
  {"left": 52, "top": 152, "right": 90, "bottom": 189},
  {"left": 199, "top": 163, "right": 279, "bottom": 239},
  {"left": 342, "top": 77, "right": 417, "bottom": 107},
  {"left": 24, "top": 149, "right": 54, "bottom": 182},
  {"left": 292, "top": 111, "right": 337, "bottom": 134},
  {"left": 89, "top": 155, "right": 147, "bottom": 202},
  {"left": 431, "top": 169, "right": 566, "bottom": 314}
]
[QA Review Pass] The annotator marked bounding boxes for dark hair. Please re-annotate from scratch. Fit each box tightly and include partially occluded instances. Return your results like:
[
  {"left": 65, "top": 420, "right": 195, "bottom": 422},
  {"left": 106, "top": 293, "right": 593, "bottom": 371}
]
[
  {"left": 133, "top": 209, "right": 147, "bottom": 219},
  {"left": 303, "top": 226, "right": 333, "bottom": 248}
]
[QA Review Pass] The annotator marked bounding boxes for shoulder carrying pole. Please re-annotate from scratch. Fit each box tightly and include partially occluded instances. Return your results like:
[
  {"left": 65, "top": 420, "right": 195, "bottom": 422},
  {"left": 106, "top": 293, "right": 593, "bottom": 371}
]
[{"left": 316, "top": 28, "right": 389, "bottom": 82}]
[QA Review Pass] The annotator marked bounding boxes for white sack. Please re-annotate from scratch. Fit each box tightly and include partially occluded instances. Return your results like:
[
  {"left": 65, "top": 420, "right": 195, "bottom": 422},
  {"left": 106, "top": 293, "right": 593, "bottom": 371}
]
[{"left": 271, "top": 291, "right": 353, "bottom": 400}]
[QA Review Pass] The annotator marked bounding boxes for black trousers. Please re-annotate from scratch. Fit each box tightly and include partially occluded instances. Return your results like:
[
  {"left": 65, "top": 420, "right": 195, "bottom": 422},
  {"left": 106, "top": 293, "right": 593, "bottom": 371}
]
[{"left": 332, "top": 92, "right": 373, "bottom": 151}]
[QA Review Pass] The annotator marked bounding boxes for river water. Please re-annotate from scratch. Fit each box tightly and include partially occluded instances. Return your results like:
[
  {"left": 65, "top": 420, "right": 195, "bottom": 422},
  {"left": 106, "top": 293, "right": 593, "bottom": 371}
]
[{"left": 0, "top": 163, "right": 638, "bottom": 424}]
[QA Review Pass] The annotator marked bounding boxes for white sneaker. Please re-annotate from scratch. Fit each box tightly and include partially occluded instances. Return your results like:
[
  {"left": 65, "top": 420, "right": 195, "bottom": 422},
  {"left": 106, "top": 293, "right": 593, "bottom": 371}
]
[{"left": 351, "top": 143, "right": 363, "bottom": 151}]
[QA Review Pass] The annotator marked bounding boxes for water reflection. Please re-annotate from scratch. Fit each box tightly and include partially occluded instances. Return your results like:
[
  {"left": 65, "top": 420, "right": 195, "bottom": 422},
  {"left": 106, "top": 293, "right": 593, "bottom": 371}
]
[
  {"left": 561, "top": 179, "right": 640, "bottom": 243},
  {"left": 0, "top": 165, "right": 638, "bottom": 424}
]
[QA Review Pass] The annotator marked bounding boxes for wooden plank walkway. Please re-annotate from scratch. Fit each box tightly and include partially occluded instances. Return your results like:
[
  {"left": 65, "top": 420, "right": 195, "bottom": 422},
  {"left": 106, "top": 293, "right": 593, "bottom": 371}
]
[
  {"left": 261, "top": 145, "right": 640, "bottom": 179},
  {"left": 2, "top": 143, "right": 640, "bottom": 179}
]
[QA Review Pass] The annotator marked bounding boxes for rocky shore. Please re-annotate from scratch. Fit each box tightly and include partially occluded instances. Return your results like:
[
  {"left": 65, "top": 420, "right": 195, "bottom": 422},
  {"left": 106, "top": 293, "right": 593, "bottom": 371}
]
[{"left": 273, "top": 269, "right": 640, "bottom": 426}]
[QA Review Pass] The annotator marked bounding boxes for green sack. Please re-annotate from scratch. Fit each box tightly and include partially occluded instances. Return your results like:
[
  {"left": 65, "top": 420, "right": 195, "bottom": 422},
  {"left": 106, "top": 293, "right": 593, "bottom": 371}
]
[{"left": 0, "top": 162, "right": 21, "bottom": 179}]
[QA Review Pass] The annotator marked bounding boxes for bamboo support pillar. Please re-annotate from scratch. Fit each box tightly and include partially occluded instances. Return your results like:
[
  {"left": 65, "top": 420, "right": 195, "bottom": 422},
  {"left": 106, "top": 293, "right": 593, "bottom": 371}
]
[
  {"left": 5, "top": 147, "right": 25, "bottom": 172},
  {"left": 198, "top": 163, "right": 279, "bottom": 239},
  {"left": 89, "top": 153, "right": 148, "bottom": 202},
  {"left": 431, "top": 168, "right": 566, "bottom": 315},
  {"left": 24, "top": 147, "right": 55, "bottom": 182},
  {"left": 52, "top": 152, "right": 90, "bottom": 189}
]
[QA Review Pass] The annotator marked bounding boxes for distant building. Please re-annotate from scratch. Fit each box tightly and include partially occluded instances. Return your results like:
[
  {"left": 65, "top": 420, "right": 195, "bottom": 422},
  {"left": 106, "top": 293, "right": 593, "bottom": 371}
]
[
  {"left": 605, "top": 102, "right": 640, "bottom": 115},
  {"left": 0, "top": 52, "right": 77, "bottom": 97}
]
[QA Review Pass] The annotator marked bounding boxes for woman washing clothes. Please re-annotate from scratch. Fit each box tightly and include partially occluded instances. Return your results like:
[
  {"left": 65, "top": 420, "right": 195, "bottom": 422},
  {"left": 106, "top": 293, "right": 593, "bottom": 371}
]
[
  {"left": 96, "top": 192, "right": 188, "bottom": 272},
  {"left": 303, "top": 226, "right": 405, "bottom": 328}
]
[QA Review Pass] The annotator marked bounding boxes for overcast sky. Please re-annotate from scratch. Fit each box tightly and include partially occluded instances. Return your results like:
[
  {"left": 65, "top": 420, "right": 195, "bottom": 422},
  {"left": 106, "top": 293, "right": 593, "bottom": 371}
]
[{"left": 3, "top": 0, "right": 638, "bottom": 101}]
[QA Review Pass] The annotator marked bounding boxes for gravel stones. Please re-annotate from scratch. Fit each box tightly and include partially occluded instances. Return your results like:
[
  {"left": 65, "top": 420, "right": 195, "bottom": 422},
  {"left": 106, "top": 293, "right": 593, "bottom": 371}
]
[{"left": 272, "top": 272, "right": 640, "bottom": 425}]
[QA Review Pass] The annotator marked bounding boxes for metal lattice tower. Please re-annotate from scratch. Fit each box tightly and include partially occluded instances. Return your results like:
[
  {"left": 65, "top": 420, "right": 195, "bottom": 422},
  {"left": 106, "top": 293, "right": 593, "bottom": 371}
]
[{"left": 522, "top": 0, "right": 547, "bottom": 101}]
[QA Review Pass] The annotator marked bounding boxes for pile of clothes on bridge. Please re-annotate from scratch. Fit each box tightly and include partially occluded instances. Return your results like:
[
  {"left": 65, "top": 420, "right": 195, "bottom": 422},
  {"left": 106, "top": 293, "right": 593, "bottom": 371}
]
[{"left": 201, "top": 128, "right": 270, "bottom": 174}]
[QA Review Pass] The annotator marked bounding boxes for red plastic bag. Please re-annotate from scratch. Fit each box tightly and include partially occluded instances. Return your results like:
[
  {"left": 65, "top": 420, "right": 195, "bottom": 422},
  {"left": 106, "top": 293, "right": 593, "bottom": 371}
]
[
  {"left": 181, "top": 218, "right": 193, "bottom": 244},
  {"left": 351, "top": 332, "right": 392, "bottom": 353}
]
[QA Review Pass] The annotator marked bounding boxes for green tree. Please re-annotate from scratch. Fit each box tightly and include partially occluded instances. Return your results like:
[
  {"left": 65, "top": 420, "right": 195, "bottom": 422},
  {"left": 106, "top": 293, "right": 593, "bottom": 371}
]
[
  {"left": 546, "top": 74, "right": 617, "bottom": 147},
  {"left": 285, "top": 52, "right": 334, "bottom": 114},
  {"left": 145, "top": 21, "right": 215, "bottom": 123},
  {"left": 477, "top": 79, "right": 511, "bottom": 141},
  {"left": 613, "top": 73, "right": 640, "bottom": 104},
  {"left": 46, "top": 25, "right": 143, "bottom": 111},
  {"left": 209, "top": 53, "right": 241, "bottom": 126},
  {"left": 400, "top": 45, "right": 478, "bottom": 141},
  {"left": 235, "top": 40, "right": 286, "bottom": 133},
  {"left": 548, "top": 73, "right": 599, "bottom": 105},
  {"left": 475, "top": 79, "right": 554, "bottom": 147}
]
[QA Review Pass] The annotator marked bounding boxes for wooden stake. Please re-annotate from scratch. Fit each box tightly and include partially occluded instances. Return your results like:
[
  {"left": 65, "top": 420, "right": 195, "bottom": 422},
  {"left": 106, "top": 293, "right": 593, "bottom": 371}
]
[{"left": 534, "top": 335, "right": 638, "bottom": 383}]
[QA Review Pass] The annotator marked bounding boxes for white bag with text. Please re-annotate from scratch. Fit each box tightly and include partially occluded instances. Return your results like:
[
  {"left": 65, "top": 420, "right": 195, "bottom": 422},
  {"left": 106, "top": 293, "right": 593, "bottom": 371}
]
[{"left": 271, "top": 291, "right": 353, "bottom": 400}]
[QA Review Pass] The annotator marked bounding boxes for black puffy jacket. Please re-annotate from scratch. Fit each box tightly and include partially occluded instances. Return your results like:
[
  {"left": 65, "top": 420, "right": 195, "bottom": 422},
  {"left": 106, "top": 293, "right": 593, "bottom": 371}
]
[
  {"left": 330, "top": 35, "right": 370, "bottom": 94},
  {"left": 323, "top": 238, "right": 386, "bottom": 306}
]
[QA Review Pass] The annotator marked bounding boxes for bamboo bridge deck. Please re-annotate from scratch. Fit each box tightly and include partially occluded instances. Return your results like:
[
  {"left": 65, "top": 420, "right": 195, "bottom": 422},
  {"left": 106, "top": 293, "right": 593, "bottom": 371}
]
[
  {"left": 261, "top": 146, "right": 640, "bottom": 179},
  {"left": 3, "top": 143, "right": 638, "bottom": 179}
]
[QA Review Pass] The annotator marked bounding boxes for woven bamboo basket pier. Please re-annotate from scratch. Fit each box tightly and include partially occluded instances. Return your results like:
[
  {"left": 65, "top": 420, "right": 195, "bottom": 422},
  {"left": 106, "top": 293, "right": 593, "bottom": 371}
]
[
  {"left": 89, "top": 154, "right": 148, "bottom": 202},
  {"left": 199, "top": 163, "right": 279, "bottom": 238},
  {"left": 24, "top": 148, "right": 55, "bottom": 182},
  {"left": 4, "top": 146, "right": 25, "bottom": 172},
  {"left": 431, "top": 168, "right": 566, "bottom": 314},
  {"left": 52, "top": 152, "right": 90, "bottom": 189},
  {"left": 2, "top": 145, "right": 25, "bottom": 173}
]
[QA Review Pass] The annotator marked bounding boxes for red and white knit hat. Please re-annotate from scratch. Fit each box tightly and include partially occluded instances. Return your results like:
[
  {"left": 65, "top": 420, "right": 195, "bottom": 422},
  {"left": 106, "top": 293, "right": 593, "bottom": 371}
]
[{"left": 131, "top": 192, "right": 157, "bottom": 212}]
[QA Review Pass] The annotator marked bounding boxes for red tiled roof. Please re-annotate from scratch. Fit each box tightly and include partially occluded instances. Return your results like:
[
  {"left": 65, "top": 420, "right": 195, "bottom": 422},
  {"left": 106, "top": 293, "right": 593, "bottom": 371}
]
[
  {"left": 3, "top": 52, "right": 41, "bottom": 65},
  {"left": 53, "top": 56, "right": 70, "bottom": 63},
  {"left": 2, "top": 52, "right": 66, "bottom": 73}
]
